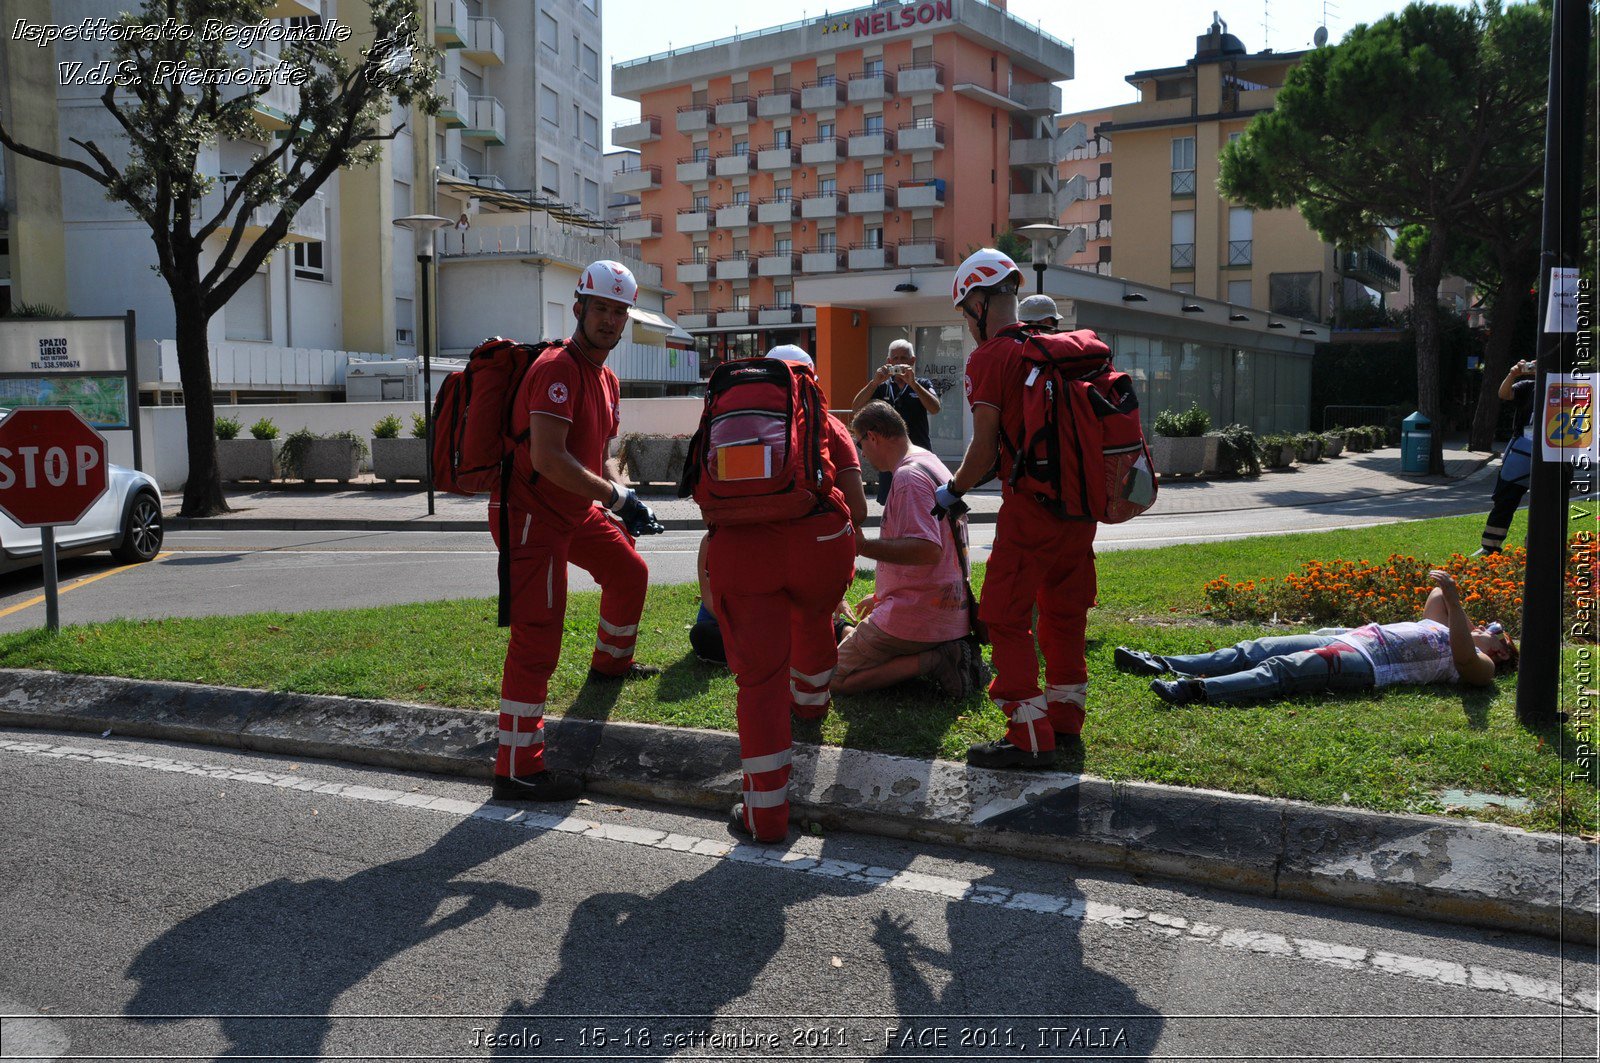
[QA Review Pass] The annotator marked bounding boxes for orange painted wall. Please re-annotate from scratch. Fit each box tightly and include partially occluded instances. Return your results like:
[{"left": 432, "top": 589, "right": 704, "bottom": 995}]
[{"left": 814, "top": 305, "right": 870, "bottom": 407}]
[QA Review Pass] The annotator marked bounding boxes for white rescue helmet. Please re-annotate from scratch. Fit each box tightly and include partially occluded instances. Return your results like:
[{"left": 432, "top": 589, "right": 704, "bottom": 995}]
[
  {"left": 951, "top": 248, "right": 1022, "bottom": 308},
  {"left": 765, "top": 344, "right": 815, "bottom": 369},
  {"left": 576, "top": 260, "right": 639, "bottom": 307}
]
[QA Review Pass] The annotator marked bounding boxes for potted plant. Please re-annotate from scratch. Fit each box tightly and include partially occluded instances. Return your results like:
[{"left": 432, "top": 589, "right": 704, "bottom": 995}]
[
  {"left": 1213, "top": 423, "right": 1261, "bottom": 478},
  {"left": 215, "top": 415, "right": 280, "bottom": 482},
  {"left": 1292, "top": 432, "right": 1323, "bottom": 463},
  {"left": 371, "top": 413, "right": 427, "bottom": 483},
  {"left": 620, "top": 433, "right": 690, "bottom": 487},
  {"left": 1149, "top": 403, "right": 1219, "bottom": 477},
  {"left": 1257, "top": 432, "right": 1296, "bottom": 469},
  {"left": 1320, "top": 429, "right": 1346, "bottom": 458},
  {"left": 280, "top": 428, "right": 367, "bottom": 483}
]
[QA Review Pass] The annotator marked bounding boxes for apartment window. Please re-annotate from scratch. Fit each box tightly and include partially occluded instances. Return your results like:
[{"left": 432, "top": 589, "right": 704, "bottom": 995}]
[
  {"left": 1270, "top": 272, "right": 1323, "bottom": 320},
  {"left": 1228, "top": 279, "right": 1252, "bottom": 306},
  {"left": 225, "top": 271, "right": 270, "bottom": 341},
  {"left": 775, "top": 184, "right": 792, "bottom": 201},
  {"left": 292, "top": 241, "right": 325, "bottom": 281},
  {"left": 572, "top": 34, "right": 580, "bottom": 64},
  {"left": 540, "top": 157, "right": 560, "bottom": 196},
  {"left": 864, "top": 225, "right": 883, "bottom": 248},
  {"left": 912, "top": 45, "right": 933, "bottom": 65},
  {"left": 1171, "top": 210, "right": 1195, "bottom": 269},
  {"left": 732, "top": 291, "right": 751, "bottom": 310},
  {"left": 818, "top": 231, "right": 837, "bottom": 251},
  {"left": 693, "top": 145, "right": 709, "bottom": 162},
  {"left": 1171, "top": 136, "right": 1196, "bottom": 196},
  {"left": 1227, "top": 207, "right": 1253, "bottom": 266},
  {"left": 733, "top": 189, "right": 750, "bottom": 205},
  {"left": 774, "top": 284, "right": 793, "bottom": 305},
  {"left": 773, "top": 129, "right": 790, "bottom": 148},
  {"left": 573, "top": 104, "right": 580, "bottom": 133},
  {"left": 581, "top": 44, "right": 600, "bottom": 81},
  {"left": 584, "top": 179, "right": 600, "bottom": 215},
  {"left": 733, "top": 139, "right": 749, "bottom": 156},
  {"left": 692, "top": 88, "right": 708, "bottom": 107},
  {"left": 818, "top": 177, "right": 836, "bottom": 194},
  {"left": 912, "top": 160, "right": 933, "bottom": 180},
  {"left": 392, "top": 179, "right": 411, "bottom": 214},
  {"left": 775, "top": 236, "right": 792, "bottom": 254},
  {"left": 864, "top": 114, "right": 884, "bottom": 134},
  {"left": 817, "top": 71, "right": 836, "bottom": 86},
  {"left": 864, "top": 58, "right": 884, "bottom": 77},
  {"left": 1098, "top": 203, "right": 1112, "bottom": 220},
  {"left": 582, "top": 111, "right": 600, "bottom": 148},
  {"left": 540, "top": 11, "right": 559, "bottom": 50},
  {"left": 693, "top": 194, "right": 710, "bottom": 211},
  {"left": 539, "top": 86, "right": 559, "bottom": 126},
  {"left": 1097, "top": 244, "right": 1112, "bottom": 264},
  {"left": 818, "top": 121, "right": 835, "bottom": 139},
  {"left": 394, "top": 297, "right": 414, "bottom": 346},
  {"left": 864, "top": 171, "right": 883, "bottom": 191},
  {"left": 693, "top": 243, "right": 709, "bottom": 263},
  {"left": 912, "top": 218, "right": 933, "bottom": 239}
]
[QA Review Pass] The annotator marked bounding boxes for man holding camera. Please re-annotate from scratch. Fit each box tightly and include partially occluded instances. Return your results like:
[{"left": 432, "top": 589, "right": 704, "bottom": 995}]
[
  {"left": 851, "top": 338, "right": 941, "bottom": 503},
  {"left": 1476, "top": 357, "right": 1539, "bottom": 556}
]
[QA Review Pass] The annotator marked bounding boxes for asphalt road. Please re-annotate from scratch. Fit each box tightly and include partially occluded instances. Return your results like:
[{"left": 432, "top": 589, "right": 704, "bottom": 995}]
[
  {"left": 0, "top": 480, "right": 1496, "bottom": 633},
  {"left": 1, "top": 729, "right": 1593, "bottom": 1062}
]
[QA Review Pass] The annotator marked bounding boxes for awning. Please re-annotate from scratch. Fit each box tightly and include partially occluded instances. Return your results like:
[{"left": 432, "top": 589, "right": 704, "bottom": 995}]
[{"left": 629, "top": 306, "right": 694, "bottom": 344}]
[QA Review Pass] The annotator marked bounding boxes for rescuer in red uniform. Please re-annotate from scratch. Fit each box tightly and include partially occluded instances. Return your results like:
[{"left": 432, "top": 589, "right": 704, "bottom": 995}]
[
  {"left": 704, "top": 346, "right": 868, "bottom": 842},
  {"left": 932, "top": 249, "right": 1098, "bottom": 770},
  {"left": 490, "top": 260, "right": 664, "bottom": 802}
]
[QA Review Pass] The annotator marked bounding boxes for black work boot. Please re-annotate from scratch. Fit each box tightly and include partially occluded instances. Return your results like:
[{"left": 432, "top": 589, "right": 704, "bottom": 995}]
[
  {"left": 966, "top": 738, "right": 1056, "bottom": 770},
  {"left": 587, "top": 662, "right": 663, "bottom": 682},
  {"left": 491, "top": 770, "right": 584, "bottom": 802},
  {"left": 1149, "top": 678, "right": 1205, "bottom": 706},
  {"left": 1114, "top": 646, "right": 1171, "bottom": 676}
]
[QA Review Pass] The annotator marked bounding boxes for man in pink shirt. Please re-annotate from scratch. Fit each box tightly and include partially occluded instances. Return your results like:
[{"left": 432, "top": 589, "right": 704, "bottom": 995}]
[{"left": 832, "top": 401, "right": 980, "bottom": 698}]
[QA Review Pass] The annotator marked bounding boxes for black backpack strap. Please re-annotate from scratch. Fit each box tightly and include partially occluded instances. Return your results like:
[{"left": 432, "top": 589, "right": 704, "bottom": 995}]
[{"left": 496, "top": 457, "right": 514, "bottom": 628}]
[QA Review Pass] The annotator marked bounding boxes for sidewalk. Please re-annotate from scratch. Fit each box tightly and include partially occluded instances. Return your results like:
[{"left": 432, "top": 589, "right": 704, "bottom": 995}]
[{"left": 166, "top": 440, "right": 1492, "bottom": 532}]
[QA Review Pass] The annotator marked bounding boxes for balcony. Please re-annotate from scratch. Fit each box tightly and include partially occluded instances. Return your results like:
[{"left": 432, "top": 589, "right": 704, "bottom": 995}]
[
  {"left": 848, "top": 244, "right": 892, "bottom": 270},
  {"left": 1009, "top": 137, "right": 1060, "bottom": 167},
  {"left": 848, "top": 186, "right": 893, "bottom": 213},
  {"left": 896, "top": 179, "right": 946, "bottom": 209},
  {"left": 676, "top": 104, "right": 712, "bottom": 133},
  {"left": 758, "top": 253, "right": 799, "bottom": 278},
  {"left": 678, "top": 312, "right": 712, "bottom": 330},
  {"left": 895, "top": 239, "right": 946, "bottom": 267},
  {"left": 265, "top": 1, "right": 320, "bottom": 17},
  {"left": 222, "top": 49, "right": 301, "bottom": 131},
  {"left": 1011, "top": 81, "right": 1062, "bottom": 114},
  {"left": 611, "top": 164, "right": 660, "bottom": 196},
  {"left": 438, "top": 226, "right": 663, "bottom": 288},
  {"left": 801, "top": 249, "right": 843, "bottom": 273},
  {"left": 1009, "top": 191, "right": 1058, "bottom": 221},
  {"left": 676, "top": 156, "right": 710, "bottom": 183},
  {"left": 896, "top": 120, "right": 944, "bottom": 152},
  {"left": 452, "top": 20, "right": 502, "bottom": 66},
  {"left": 715, "top": 203, "right": 752, "bottom": 229},
  {"left": 433, "top": 0, "right": 469, "bottom": 48},
  {"left": 612, "top": 115, "right": 660, "bottom": 146},
  {"left": 676, "top": 208, "right": 709, "bottom": 234},
  {"left": 715, "top": 254, "right": 752, "bottom": 281},
  {"left": 759, "top": 304, "right": 804, "bottom": 325},
  {"left": 677, "top": 260, "right": 710, "bottom": 284},
  {"left": 756, "top": 197, "right": 798, "bottom": 224},
  {"left": 714, "top": 152, "right": 750, "bottom": 177},
  {"left": 461, "top": 96, "right": 506, "bottom": 144},
  {"left": 847, "top": 129, "right": 892, "bottom": 158},
  {"left": 757, "top": 144, "right": 797, "bottom": 172},
  {"left": 714, "top": 96, "right": 754, "bottom": 125},
  {"left": 757, "top": 90, "right": 797, "bottom": 118},
  {"left": 618, "top": 214, "right": 661, "bottom": 242},
  {"left": 896, "top": 62, "right": 944, "bottom": 94},
  {"left": 436, "top": 75, "right": 468, "bottom": 127},
  {"left": 848, "top": 71, "right": 894, "bottom": 103},
  {"left": 800, "top": 78, "right": 844, "bottom": 109},
  {"left": 800, "top": 192, "right": 842, "bottom": 220},
  {"left": 717, "top": 308, "right": 753, "bottom": 328},
  {"left": 204, "top": 180, "right": 326, "bottom": 244},
  {"left": 800, "top": 136, "right": 845, "bottom": 165},
  {"left": 1341, "top": 244, "right": 1403, "bottom": 292},
  {"left": 470, "top": 173, "right": 506, "bottom": 191}
]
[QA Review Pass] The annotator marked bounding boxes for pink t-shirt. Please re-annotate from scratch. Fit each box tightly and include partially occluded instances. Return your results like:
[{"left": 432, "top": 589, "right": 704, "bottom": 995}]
[{"left": 869, "top": 446, "right": 970, "bottom": 643}]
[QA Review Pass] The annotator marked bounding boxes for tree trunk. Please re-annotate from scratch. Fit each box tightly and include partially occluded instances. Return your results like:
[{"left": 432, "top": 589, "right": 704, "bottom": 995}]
[
  {"left": 1468, "top": 268, "right": 1533, "bottom": 451},
  {"left": 1411, "top": 232, "right": 1449, "bottom": 475},
  {"left": 174, "top": 305, "right": 230, "bottom": 517}
]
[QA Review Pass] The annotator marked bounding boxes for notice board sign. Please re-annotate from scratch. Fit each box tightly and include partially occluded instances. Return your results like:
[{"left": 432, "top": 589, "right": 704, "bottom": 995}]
[{"left": 0, "top": 314, "right": 142, "bottom": 470}]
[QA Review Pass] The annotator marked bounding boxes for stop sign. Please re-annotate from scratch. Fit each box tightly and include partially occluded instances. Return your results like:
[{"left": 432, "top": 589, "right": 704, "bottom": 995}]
[{"left": 0, "top": 408, "right": 109, "bottom": 528}]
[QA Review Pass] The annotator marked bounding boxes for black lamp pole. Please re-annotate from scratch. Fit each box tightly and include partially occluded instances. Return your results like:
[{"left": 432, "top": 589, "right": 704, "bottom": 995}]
[{"left": 418, "top": 249, "right": 435, "bottom": 516}]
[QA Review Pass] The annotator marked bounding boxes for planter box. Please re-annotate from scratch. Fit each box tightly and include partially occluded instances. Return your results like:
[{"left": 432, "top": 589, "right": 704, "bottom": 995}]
[
  {"left": 1320, "top": 435, "right": 1345, "bottom": 459},
  {"left": 294, "top": 439, "right": 362, "bottom": 483},
  {"left": 372, "top": 437, "right": 428, "bottom": 483},
  {"left": 1294, "top": 439, "right": 1324, "bottom": 463},
  {"left": 216, "top": 438, "right": 279, "bottom": 482},
  {"left": 1150, "top": 434, "right": 1220, "bottom": 477},
  {"left": 622, "top": 435, "right": 689, "bottom": 486},
  {"left": 1260, "top": 444, "right": 1295, "bottom": 469}
]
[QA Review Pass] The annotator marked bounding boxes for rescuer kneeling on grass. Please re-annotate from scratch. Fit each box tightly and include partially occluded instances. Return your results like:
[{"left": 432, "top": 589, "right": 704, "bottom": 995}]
[{"left": 1116, "top": 570, "right": 1518, "bottom": 704}]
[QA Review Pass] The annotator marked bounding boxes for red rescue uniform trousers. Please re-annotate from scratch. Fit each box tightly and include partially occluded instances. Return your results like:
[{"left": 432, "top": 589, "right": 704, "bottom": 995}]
[
  {"left": 489, "top": 501, "right": 649, "bottom": 781},
  {"left": 707, "top": 509, "right": 856, "bottom": 841},
  {"left": 978, "top": 495, "right": 1098, "bottom": 755}
]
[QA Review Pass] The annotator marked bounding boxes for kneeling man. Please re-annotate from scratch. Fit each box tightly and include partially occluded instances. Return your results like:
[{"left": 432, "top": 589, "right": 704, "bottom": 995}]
[{"left": 833, "top": 401, "right": 979, "bottom": 698}]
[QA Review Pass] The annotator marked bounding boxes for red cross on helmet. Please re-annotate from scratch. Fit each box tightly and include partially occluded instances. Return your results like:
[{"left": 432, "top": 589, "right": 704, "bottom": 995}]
[
  {"left": 951, "top": 248, "right": 1022, "bottom": 307},
  {"left": 576, "top": 260, "right": 639, "bottom": 307}
]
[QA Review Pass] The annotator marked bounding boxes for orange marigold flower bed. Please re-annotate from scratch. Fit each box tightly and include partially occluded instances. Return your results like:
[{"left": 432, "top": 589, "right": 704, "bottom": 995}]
[{"left": 1202, "top": 532, "right": 1599, "bottom": 640}]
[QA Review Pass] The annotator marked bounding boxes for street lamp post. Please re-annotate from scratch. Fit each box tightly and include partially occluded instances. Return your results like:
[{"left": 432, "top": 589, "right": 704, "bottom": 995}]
[
  {"left": 393, "top": 213, "right": 453, "bottom": 516},
  {"left": 1014, "top": 222, "right": 1073, "bottom": 294}
]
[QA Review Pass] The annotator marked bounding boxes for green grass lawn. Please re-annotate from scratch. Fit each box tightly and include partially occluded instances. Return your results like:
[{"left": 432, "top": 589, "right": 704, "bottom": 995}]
[{"left": 1, "top": 511, "right": 1593, "bottom": 835}]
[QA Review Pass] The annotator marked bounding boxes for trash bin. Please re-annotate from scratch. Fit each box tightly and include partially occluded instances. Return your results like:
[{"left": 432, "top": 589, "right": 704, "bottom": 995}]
[{"left": 1400, "top": 411, "right": 1432, "bottom": 473}]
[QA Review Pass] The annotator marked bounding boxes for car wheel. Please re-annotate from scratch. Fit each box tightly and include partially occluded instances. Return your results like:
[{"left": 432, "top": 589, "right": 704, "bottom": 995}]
[{"left": 112, "top": 490, "right": 163, "bottom": 563}]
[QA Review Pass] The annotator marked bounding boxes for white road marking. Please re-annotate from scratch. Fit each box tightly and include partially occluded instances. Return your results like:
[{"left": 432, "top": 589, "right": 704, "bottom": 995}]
[{"left": 5, "top": 737, "right": 1593, "bottom": 1016}]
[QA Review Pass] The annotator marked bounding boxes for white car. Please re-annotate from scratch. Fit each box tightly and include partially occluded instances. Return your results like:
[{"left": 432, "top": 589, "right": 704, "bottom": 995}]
[{"left": 0, "top": 453, "right": 164, "bottom": 576}]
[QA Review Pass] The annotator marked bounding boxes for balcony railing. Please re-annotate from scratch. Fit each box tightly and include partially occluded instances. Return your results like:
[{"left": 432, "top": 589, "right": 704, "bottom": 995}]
[
  {"left": 675, "top": 104, "right": 712, "bottom": 133},
  {"left": 896, "top": 61, "right": 944, "bottom": 94},
  {"left": 714, "top": 95, "right": 754, "bottom": 125},
  {"left": 436, "top": 75, "right": 469, "bottom": 127},
  {"left": 618, "top": 214, "right": 661, "bottom": 242},
  {"left": 848, "top": 71, "right": 893, "bottom": 102},
  {"left": 1008, "top": 191, "right": 1058, "bottom": 220},
  {"left": 895, "top": 238, "right": 946, "bottom": 267},
  {"left": 800, "top": 136, "right": 845, "bottom": 164},
  {"left": 800, "top": 192, "right": 843, "bottom": 219},
  {"left": 676, "top": 259, "right": 710, "bottom": 284},
  {"left": 611, "top": 114, "right": 661, "bottom": 145},
  {"left": 800, "top": 78, "right": 845, "bottom": 109},
  {"left": 463, "top": 16, "right": 505, "bottom": 65},
  {"left": 1171, "top": 169, "right": 1197, "bottom": 196},
  {"left": 462, "top": 96, "right": 506, "bottom": 144},
  {"left": 757, "top": 89, "right": 798, "bottom": 117},
  {"left": 717, "top": 308, "right": 753, "bottom": 327},
  {"left": 896, "top": 179, "right": 946, "bottom": 209},
  {"left": 1341, "top": 245, "right": 1403, "bottom": 291},
  {"left": 1009, "top": 137, "right": 1060, "bottom": 167},
  {"left": 758, "top": 303, "right": 805, "bottom": 325},
  {"left": 1227, "top": 239, "right": 1253, "bottom": 267},
  {"left": 847, "top": 186, "right": 893, "bottom": 213},
  {"left": 1171, "top": 242, "right": 1196, "bottom": 269},
  {"left": 896, "top": 120, "right": 944, "bottom": 151},
  {"left": 676, "top": 156, "right": 710, "bottom": 182},
  {"left": 1010, "top": 81, "right": 1061, "bottom": 114},
  {"left": 757, "top": 254, "right": 799, "bottom": 277},
  {"left": 714, "top": 152, "right": 750, "bottom": 177},
  {"left": 801, "top": 248, "right": 843, "bottom": 273},
  {"left": 433, "top": 0, "right": 469, "bottom": 48},
  {"left": 757, "top": 144, "right": 797, "bottom": 171},
  {"left": 714, "top": 254, "right": 752, "bottom": 280},
  {"left": 847, "top": 129, "right": 893, "bottom": 157},
  {"left": 848, "top": 243, "right": 892, "bottom": 270},
  {"left": 439, "top": 223, "right": 662, "bottom": 288},
  {"left": 715, "top": 202, "right": 752, "bottom": 228},
  {"left": 611, "top": 164, "right": 660, "bottom": 195},
  {"left": 756, "top": 197, "right": 799, "bottom": 223}
]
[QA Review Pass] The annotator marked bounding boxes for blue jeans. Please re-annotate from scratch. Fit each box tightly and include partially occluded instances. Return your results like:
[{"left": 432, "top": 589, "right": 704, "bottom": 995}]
[{"left": 1159, "top": 630, "right": 1375, "bottom": 703}]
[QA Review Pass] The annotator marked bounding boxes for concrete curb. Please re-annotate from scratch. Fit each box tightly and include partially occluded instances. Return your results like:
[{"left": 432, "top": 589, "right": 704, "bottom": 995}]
[{"left": 2, "top": 667, "right": 1590, "bottom": 941}]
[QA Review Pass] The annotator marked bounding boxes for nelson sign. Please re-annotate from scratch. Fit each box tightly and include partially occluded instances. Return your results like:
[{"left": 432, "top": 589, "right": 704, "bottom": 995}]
[{"left": 821, "top": 0, "right": 954, "bottom": 38}]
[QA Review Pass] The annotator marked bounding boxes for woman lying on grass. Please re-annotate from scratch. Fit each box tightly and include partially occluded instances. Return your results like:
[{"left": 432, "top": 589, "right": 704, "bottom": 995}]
[{"left": 1116, "top": 570, "right": 1519, "bottom": 705}]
